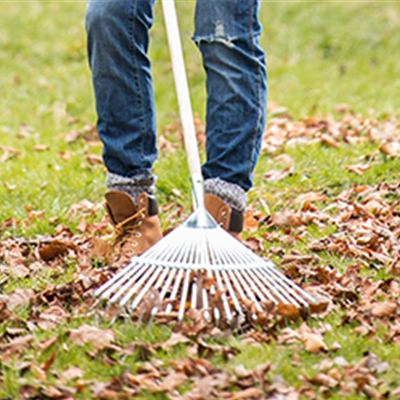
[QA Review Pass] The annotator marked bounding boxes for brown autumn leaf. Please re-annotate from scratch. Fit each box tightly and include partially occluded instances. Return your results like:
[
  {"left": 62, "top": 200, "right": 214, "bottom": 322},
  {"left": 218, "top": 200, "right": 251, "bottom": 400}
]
[
  {"left": 40, "top": 353, "right": 55, "bottom": 371},
  {"left": 275, "top": 153, "right": 293, "bottom": 165},
  {"left": 1, "top": 335, "right": 34, "bottom": 353},
  {"left": 308, "top": 372, "right": 338, "bottom": 387},
  {"left": 271, "top": 209, "right": 303, "bottom": 227},
  {"left": 161, "top": 333, "right": 191, "bottom": 350},
  {"left": 33, "top": 144, "right": 48, "bottom": 151},
  {"left": 264, "top": 167, "right": 291, "bottom": 182},
  {"left": 39, "top": 240, "right": 69, "bottom": 261},
  {"left": 64, "top": 129, "right": 79, "bottom": 143},
  {"left": 380, "top": 142, "right": 400, "bottom": 157},
  {"left": 150, "top": 372, "right": 187, "bottom": 393},
  {"left": 86, "top": 153, "right": 103, "bottom": 164},
  {"left": 3, "top": 181, "right": 16, "bottom": 190},
  {"left": 57, "top": 151, "right": 72, "bottom": 160},
  {"left": 30, "top": 363, "right": 47, "bottom": 381},
  {"left": 301, "top": 332, "right": 328, "bottom": 354},
  {"left": 62, "top": 366, "right": 84, "bottom": 382},
  {"left": 7, "top": 288, "right": 34, "bottom": 310},
  {"left": 38, "top": 305, "right": 70, "bottom": 330},
  {"left": 0, "top": 146, "right": 20, "bottom": 162},
  {"left": 293, "top": 191, "right": 326, "bottom": 204},
  {"left": 346, "top": 163, "right": 370, "bottom": 175},
  {"left": 277, "top": 303, "right": 300, "bottom": 321},
  {"left": 371, "top": 300, "right": 398, "bottom": 317},
  {"left": 35, "top": 337, "right": 58, "bottom": 352},
  {"left": 230, "top": 387, "right": 264, "bottom": 400},
  {"left": 320, "top": 133, "right": 339, "bottom": 148},
  {"left": 69, "top": 324, "right": 115, "bottom": 350},
  {"left": 18, "top": 385, "right": 40, "bottom": 399},
  {"left": 243, "top": 212, "right": 259, "bottom": 233}
]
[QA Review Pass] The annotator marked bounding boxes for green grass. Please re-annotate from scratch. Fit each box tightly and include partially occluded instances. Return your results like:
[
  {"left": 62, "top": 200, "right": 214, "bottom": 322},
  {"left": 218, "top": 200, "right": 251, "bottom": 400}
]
[{"left": 1, "top": 2, "right": 400, "bottom": 399}]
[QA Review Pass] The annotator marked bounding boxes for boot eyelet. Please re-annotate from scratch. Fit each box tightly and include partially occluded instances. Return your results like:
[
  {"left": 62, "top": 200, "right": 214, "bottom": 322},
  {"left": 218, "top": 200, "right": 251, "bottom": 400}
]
[
  {"left": 136, "top": 232, "right": 142, "bottom": 238},
  {"left": 138, "top": 221, "right": 143, "bottom": 226},
  {"left": 132, "top": 241, "right": 138, "bottom": 247},
  {"left": 221, "top": 210, "right": 227, "bottom": 218}
]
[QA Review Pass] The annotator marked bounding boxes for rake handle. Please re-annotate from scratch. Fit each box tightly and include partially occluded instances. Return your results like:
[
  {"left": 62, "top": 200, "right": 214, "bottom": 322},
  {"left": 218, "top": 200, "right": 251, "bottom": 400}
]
[{"left": 161, "top": 0, "right": 204, "bottom": 209}]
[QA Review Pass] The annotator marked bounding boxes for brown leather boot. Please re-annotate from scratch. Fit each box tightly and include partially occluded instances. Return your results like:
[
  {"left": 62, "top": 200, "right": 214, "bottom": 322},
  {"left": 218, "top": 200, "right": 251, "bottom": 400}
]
[
  {"left": 204, "top": 194, "right": 244, "bottom": 240},
  {"left": 104, "top": 191, "right": 162, "bottom": 264}
]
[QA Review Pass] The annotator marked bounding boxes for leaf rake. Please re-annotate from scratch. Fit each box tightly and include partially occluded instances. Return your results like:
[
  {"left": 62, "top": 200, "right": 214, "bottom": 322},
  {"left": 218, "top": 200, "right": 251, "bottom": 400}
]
[{"left": 94, "top": 0, "right": 315, "bottom": 324}]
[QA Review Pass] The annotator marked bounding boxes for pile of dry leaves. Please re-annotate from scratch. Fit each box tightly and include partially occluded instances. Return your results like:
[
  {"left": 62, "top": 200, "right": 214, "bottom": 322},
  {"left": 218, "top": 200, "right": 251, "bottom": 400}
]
[{"left": 1, "top": 111, "right": 400, "bottom": 399}]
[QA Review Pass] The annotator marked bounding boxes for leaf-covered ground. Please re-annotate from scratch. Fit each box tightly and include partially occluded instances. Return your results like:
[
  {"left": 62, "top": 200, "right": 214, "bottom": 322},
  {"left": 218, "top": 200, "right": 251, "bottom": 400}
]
[{"left": 1, "top": 111, "right": 400, "bottom": 400}]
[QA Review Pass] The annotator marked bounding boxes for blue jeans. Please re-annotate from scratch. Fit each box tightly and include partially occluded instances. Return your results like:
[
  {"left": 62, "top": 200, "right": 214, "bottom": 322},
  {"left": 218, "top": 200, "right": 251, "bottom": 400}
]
[{"left": 85, "top": 0, "right": 267, "bottom": 192}]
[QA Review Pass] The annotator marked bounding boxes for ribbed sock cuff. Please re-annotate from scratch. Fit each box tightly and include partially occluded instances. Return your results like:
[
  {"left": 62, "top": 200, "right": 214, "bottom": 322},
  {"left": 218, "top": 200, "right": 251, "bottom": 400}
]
[
  {"left": 204, "top": 178, "right": 247, "bottom": 213},
  {"left": 106, "top": 172, "right": 156, "bottom": 205}
]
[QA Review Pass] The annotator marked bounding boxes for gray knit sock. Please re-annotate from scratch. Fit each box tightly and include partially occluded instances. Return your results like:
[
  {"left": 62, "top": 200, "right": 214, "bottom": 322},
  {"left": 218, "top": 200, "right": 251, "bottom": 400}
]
[
  {"left": 204, "top": 177, "right": 247, "bottom": 213},
  {"left": 106, "top": 172, "right": 156, "bottom": 206}
]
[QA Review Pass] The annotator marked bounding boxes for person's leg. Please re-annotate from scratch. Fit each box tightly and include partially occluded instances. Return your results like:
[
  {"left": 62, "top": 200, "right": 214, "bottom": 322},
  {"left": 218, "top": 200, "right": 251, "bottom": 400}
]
[
  {"left": 86, "top": 0, "right": 161, "bottom": 260},
  {"left": 86, "top": 0, "right": 157, "bottom": 203},
  {"left": 193, "top": 0, "right": 267, "bottom": 215}
]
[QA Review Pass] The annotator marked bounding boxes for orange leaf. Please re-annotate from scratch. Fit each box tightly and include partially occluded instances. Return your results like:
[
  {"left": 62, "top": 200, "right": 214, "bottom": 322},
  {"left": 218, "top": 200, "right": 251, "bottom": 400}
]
[
  {"left": 277, "top": 303, "right": 300, "bottom": 320},
  {"left": 293, "top": 192, "right": 326, "bottom": 204}
]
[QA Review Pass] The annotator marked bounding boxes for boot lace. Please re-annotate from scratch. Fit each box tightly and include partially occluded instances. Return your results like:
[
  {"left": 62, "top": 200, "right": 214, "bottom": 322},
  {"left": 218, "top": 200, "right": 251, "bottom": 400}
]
[{"left": 113, "top": 209, "right": 145, "bottom": 248}]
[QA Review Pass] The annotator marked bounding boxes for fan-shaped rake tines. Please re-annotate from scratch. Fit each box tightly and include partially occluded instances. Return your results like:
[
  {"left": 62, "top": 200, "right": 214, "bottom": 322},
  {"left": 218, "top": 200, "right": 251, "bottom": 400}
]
[{"left": 94, "top": 208, "right": 316, "bottom": 324}]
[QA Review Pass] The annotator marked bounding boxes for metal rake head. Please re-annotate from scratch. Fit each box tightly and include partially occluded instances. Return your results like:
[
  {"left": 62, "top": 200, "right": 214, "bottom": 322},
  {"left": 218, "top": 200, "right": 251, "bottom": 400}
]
[{"left": 94, "top": 208, "right": 315, "bottom": 324}]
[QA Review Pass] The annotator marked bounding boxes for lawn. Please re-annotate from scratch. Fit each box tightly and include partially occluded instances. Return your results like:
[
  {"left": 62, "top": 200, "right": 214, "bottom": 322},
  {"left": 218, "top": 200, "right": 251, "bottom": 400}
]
[{"left": 1, "top": 1, "right": 400, "bottom": 399}]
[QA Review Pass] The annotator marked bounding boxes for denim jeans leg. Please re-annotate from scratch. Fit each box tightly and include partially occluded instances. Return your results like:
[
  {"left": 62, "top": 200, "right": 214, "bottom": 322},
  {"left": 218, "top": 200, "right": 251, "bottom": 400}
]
[
  {"left": 193, "top": 0, "right": 267, "bottom": 192},
  {"left": 85, "top": 0, "right": 157, "bottom": 184}
]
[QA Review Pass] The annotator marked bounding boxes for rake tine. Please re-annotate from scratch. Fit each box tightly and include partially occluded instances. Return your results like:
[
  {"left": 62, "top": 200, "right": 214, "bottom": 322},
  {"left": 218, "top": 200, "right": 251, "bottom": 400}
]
[
  {"left": 94, "top": 260, "right": 139, "bottom": 298},
  {"left": 159, "top": 268, "right": 177, "bottom": 300},
  {"left": 154, "top": 267, "right": 170, "bottom": 290},
  {"left": 254, "top": 266, "right": 299, "bottom": 305},
  {"left": 256, "top": 267, "right": 305, "bottom": 306},
  {"left": 101, "top": 262, "right": 146, "bottom": 300},
  {"left": 214, "top": 269, "right": 232, "bottom": 322},
  {"left": 264, "top": 264, "right": 316, "bottom": 304},
  {"left": 113, "top": 265, "right": 156, "bottom": 306},
  {"left": 165, "top": 268, "right": 184, "bottom": 313},
  {"left": 228, "top": 269, "right": 248, "bottom": 302},
  {"left": 240, "top": 268, "right": 268, "bottom": 303},
  {"left": 190, "top": 281, "right": 198, "bottom": 309},
  {"left": 130, "top": 266, "right": 163, "bottom": 311},
  {"left": 233, "top": 269, "right": 263, "bottom": 312},
  {"left": 178, "top": 269, "right": 191, "bottom": 320},
  {"left": 221, "top": 269, "right": 243, "bottom": 316},
  {"left": 202, "top": 287, "right": 210, "bottom": 322}
]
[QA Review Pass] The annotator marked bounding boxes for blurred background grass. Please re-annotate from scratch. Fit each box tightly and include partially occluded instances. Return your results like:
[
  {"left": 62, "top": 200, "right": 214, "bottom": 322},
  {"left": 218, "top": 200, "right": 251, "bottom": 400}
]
[{"left": 0, "top": 1, "right": 399, "bottom": 236}]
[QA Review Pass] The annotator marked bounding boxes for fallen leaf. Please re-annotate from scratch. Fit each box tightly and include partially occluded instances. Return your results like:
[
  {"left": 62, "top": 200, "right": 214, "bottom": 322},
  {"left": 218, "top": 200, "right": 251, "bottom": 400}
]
[
  {"left": 33, "top": 144, "right": 48, "bottom": 151},
  {"left": 62, "top": 366, "right": 84, "bottom": 381},
  {"left": 161, "top": 333, "right": 191, "bottom": 350},
  {"left": 69, "top": 324, "right": 115, "bottom": 350},
  {"left": 64, "top": 129, "right": 79, "bottom": 143},
  {"left": 371, "top": 301, "right": 398, "bottom": 317},
  {"left": 293, "top": 192, "right": 326, "bottom": 204},
  {"left": 301, "top": 332, "right": 328, "bottom": 354},
  {"left": 264, "top": 168, "right": 291, "bottom": 181},
  {"left": 277, "top": 303, "right": 300, "bottom": 320},
  {"left": 380, "top": 142, "right": 400, "bottom": 157},
  {"left": 346, "top": 163, "right": 370, "bottom": 175},
  {"left": 230, "top": 387, "right": 263, "bottom": 399},
  {"left": 39, "top": 240, "right": 69, "bottom": 261}
]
